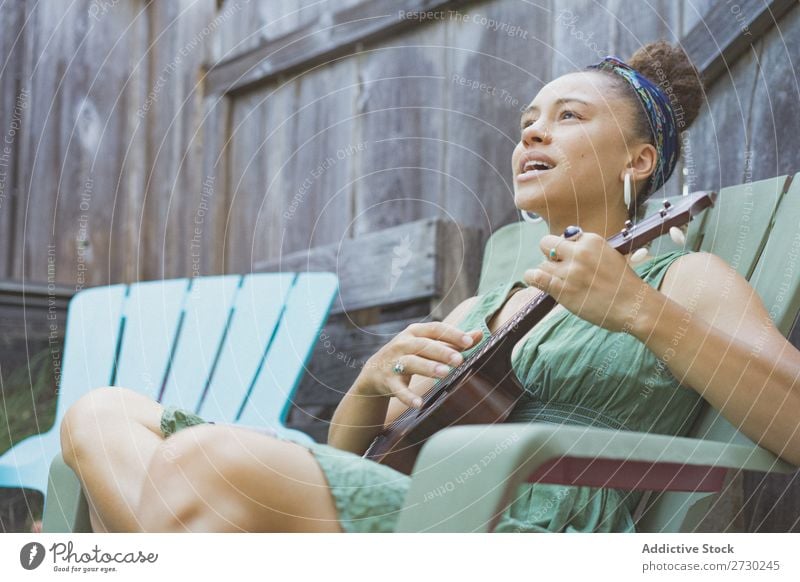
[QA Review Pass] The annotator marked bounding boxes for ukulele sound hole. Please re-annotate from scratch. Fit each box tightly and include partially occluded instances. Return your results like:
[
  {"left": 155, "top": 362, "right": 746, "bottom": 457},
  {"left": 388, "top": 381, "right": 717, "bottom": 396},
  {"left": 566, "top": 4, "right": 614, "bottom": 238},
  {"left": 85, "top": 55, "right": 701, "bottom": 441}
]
[{"left": 420, "top": 388, "right": 447, "bottom": 412}]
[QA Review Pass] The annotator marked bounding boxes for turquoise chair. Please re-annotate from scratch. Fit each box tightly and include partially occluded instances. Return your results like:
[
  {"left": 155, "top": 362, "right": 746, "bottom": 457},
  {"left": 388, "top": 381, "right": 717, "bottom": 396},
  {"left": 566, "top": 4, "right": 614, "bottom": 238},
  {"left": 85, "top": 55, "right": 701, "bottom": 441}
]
[
  {"left": 8, "top": 272, "right": 337, "bottom": 532},
  {"left": 397, "top": 174, "right": 800, "bottom": 532}
]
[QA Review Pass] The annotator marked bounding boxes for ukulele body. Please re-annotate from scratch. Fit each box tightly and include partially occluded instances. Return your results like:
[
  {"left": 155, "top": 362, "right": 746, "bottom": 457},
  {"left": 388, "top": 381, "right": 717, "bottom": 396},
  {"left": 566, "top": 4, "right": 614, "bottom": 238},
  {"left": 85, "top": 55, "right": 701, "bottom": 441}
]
[{"left": 363, "top": 341, "right": 525, "bottom": 475}]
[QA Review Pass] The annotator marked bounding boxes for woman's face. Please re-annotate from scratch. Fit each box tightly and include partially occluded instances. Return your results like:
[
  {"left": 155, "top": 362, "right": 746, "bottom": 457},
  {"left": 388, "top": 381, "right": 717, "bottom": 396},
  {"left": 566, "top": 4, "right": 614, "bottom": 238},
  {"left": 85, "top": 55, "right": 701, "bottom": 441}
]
[{"left": 512, "top": 71, "right": 641, "bottom": 229}]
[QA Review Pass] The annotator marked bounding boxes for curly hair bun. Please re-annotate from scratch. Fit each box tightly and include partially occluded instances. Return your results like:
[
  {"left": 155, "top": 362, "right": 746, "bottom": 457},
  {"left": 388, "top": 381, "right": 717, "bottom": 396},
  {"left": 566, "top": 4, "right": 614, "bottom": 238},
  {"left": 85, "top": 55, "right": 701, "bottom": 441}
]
[{"left": 627, "top": 40, "right": 704, "bottom": 130}]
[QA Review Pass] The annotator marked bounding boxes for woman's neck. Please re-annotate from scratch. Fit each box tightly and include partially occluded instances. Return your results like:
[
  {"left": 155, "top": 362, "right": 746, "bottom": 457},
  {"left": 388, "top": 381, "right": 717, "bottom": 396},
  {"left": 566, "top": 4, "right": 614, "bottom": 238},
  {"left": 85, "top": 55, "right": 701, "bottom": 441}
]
[{"left": 546, "top": 205, "right": 630, "bottom": 241}]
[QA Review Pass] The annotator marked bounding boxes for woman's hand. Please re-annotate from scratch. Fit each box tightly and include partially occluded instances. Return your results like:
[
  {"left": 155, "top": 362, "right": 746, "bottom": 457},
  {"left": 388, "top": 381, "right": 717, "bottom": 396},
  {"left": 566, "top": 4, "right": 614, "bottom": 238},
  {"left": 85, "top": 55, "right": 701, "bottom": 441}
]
[
  {"left": 354, "top": 322, "right": 484, "bottom": 409},
  {"left": 523, "top": 231, "right": 652, "bottom": 333}
]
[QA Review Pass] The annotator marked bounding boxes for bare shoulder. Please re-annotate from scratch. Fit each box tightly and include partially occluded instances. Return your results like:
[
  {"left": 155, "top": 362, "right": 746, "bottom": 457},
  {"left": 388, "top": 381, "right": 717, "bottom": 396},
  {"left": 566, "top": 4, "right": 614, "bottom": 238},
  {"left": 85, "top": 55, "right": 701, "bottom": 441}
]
[{"left": 659, "top": 251, "right": 773, "bottom": 333}]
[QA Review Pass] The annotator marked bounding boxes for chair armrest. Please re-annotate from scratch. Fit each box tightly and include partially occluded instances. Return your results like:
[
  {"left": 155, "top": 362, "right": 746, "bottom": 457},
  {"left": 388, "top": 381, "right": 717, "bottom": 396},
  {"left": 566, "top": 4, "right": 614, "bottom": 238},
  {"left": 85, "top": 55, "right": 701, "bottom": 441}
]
[
  {"left": 395, "top": 423, "right": 797, "bottom": 532},
  {"left": 41, "top": 453, "right": 92, "bottom": 533}
]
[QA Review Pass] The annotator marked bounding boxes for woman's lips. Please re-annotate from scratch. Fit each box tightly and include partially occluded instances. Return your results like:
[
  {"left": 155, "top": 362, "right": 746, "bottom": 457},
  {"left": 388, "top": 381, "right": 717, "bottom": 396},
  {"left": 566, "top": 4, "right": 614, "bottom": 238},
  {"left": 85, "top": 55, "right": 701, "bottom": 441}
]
[{"left": 516, "top": 167, "right": 554, "bottom": 183}]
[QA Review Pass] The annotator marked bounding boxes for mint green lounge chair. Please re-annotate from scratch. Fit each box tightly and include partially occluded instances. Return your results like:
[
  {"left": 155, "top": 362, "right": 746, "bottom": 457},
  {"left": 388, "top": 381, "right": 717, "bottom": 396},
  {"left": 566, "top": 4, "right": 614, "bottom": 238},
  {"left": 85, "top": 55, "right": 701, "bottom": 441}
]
[
  {"left": 31, "top": 272, "right": 337, "bottom": 532},
  {"left": 397, "top": 174, "right": 800, "bottom": 532}
]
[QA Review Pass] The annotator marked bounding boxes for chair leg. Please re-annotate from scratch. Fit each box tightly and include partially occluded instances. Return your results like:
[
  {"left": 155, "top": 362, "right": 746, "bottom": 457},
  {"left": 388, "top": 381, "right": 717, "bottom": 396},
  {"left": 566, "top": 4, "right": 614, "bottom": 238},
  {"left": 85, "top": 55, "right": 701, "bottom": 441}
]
[{"left": 41, "top": 454, "right": 92, "bottom": 533}]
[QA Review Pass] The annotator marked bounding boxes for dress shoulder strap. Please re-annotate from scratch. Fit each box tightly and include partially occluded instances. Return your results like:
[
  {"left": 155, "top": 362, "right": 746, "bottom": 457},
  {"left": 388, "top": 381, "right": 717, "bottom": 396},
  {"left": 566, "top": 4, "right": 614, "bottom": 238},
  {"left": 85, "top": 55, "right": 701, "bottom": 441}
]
[{"left": 633, "top": 249, "right": 692, "bottom": 291}]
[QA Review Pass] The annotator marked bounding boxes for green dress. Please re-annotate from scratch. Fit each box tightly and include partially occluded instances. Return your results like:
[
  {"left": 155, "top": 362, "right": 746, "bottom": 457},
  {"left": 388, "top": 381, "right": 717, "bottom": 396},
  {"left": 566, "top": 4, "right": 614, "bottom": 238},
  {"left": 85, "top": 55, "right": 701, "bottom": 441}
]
[{"left": 160, "top": 248, "right": 704, "bottom": 533}]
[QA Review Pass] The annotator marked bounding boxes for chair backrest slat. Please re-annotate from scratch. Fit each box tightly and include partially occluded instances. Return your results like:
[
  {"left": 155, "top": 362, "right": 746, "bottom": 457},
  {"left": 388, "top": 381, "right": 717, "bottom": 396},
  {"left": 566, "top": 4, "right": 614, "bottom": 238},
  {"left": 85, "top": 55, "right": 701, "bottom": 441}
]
[
  {"left": 697, "top": 176, "right": 789, "bottom": 277},
  {"left": 239, "top": 272, "right": 338, "bottom": 427},
  {"left": 113, "top": 279, "right": 189, "bottom": 400},
  {"left": 748, "top": 174, "right": 800, "bottom": 336},
  {"left": 196, "top": 273, "right": 295, "bottom": 423},
  {"left": 637, "top": 174, "right": 795, "bottom": 532},
  {"left": 55, "top": 285, "right": 127, "bottom": 420},
  {"left": 158, "top": 275, "right": 242, "bottom": 410}
]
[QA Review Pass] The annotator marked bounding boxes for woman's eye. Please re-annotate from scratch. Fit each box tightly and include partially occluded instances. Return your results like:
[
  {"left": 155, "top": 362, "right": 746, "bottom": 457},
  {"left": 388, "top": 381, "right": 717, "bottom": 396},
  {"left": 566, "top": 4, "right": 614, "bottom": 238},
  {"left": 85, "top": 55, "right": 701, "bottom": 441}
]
[{"left": 561, "top": 110, "right": 579, "bottom": 120}]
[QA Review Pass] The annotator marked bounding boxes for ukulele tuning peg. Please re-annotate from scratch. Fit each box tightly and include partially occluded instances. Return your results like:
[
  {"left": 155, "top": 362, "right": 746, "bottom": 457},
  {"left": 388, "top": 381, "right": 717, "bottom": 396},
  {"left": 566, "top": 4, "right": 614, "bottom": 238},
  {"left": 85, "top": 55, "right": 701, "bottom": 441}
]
[
  {"left": 669, "top": 226, "right": 687, "bottom": 246},
  {"left": 630, "top": 247, "right": 649, "bottom": 265}
]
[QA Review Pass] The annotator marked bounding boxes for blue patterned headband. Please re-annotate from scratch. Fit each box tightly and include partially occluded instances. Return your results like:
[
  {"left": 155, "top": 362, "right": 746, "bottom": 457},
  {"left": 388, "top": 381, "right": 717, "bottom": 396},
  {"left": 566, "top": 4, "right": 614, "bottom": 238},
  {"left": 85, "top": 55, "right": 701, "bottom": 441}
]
[{"left": 586, "top": 55, "right": 680, "bottom": 198}]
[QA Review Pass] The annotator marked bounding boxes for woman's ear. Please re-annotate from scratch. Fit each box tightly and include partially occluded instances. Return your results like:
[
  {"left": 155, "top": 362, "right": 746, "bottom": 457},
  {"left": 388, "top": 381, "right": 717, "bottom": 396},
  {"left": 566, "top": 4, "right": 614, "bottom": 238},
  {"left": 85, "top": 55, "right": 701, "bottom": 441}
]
[{"left": 628, "top": 143, "right": 658, "bottom": 185}]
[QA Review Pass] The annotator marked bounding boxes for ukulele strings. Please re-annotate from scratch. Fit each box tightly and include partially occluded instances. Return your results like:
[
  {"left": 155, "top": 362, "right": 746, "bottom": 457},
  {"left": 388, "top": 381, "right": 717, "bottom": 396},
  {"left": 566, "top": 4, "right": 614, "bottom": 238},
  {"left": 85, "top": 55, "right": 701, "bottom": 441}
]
[{"left": 385, "top": 290, "right": 550, "bottom": 430}]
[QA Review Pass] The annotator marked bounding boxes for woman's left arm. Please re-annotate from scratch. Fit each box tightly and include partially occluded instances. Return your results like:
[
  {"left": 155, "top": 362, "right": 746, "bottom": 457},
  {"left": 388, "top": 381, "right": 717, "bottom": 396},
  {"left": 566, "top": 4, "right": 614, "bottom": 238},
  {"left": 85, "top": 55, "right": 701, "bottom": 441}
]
[{"left": 526, "top": 233, "right": 800, "bottom": 466}]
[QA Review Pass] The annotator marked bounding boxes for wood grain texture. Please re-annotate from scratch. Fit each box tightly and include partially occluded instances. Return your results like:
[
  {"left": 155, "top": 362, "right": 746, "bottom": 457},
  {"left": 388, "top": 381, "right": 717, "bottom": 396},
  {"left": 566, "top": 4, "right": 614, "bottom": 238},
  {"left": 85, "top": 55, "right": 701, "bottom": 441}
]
[
  {"left": 682, "top": 0, "right": 796, "bottom": 87},
  {"left": 140, "top": 0, "right": 217, "bottom": 280},
  {"left": 205, "top": 0, "right": 485, "bottom": 96},
  {"left": 746, "top": 5, "right": 800, "bottom": 183},
  {"left": 353, "top": 23, "right": 449, "bottom": 236},
  {"left": 682, "top": 48, "right": 761, "bottom": 193},
  {"left": 0, "top": 0, "right": 27, "bottom": 279},
  {"left": 10, "top": 0, "right": 147, "bottom": 286},
  {"left": 255, "top": 218, "right": 441, "bottom": 313},
  {"left": 442, "top": 0, "right": 551, "bottom": 234}
]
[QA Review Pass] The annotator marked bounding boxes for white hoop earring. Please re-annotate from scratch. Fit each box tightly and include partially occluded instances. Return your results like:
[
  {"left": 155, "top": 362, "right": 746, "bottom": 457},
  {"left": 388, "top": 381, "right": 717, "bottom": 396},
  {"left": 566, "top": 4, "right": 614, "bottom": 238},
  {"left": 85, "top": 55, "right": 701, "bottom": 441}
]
[
  {"left": 624, "top": 172, "right": 632, "bottom": 209},
  {"left": 521, "top": 210, "right": 544, "bottom": 224}
]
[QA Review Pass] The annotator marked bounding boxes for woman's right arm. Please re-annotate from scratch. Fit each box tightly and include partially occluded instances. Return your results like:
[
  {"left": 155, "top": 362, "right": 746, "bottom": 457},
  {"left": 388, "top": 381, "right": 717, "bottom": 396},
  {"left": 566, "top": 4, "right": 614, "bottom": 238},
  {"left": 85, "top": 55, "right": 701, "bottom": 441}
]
[{"left": 327, "top": 296, "right": 482, "bottom": 455}]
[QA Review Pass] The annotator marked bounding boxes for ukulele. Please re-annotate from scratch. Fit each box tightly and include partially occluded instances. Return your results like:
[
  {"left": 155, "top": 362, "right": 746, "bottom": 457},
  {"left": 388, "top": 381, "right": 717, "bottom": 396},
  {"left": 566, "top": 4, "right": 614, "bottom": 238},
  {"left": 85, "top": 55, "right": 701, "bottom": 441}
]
[{"left": 363, "top": 191, "right": 717, "bottom": 474}]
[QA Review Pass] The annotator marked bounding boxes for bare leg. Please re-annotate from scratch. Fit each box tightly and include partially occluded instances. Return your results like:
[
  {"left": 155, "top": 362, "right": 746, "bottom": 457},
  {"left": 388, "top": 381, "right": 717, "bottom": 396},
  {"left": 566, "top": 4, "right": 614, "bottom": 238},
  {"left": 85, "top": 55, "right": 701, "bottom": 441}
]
[
  {"left": 138, "top": 423, "right": 344, "bottom": 532},
  {"left": 60, "top": 387, "right": 166, "bottom": 532}
]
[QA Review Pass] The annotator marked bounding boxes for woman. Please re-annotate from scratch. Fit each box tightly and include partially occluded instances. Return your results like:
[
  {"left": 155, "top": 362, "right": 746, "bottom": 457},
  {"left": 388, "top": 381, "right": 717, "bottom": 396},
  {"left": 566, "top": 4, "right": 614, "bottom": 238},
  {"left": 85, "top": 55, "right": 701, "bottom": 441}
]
[{"left": 60, "top": 41, "right": 800, "bottom": 533}]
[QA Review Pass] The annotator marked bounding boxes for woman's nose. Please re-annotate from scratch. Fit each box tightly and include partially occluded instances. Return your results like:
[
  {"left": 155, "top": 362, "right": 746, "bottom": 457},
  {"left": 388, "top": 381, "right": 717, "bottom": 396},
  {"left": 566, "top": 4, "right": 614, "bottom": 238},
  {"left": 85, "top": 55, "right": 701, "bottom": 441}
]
[{"left": 521, "top": 123, "right": 550, "bottom": 146}]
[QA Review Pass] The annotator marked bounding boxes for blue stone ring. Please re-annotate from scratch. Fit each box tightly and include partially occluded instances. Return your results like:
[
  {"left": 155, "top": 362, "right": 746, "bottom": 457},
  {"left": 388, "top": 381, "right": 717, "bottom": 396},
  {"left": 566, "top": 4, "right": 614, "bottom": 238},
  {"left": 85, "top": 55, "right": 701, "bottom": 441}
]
[
  {"left": 549, "top": 226, "right": 583, "bottom": 261},
  {"left": 563, "top": 225, "right": 583, "bottom": 240}
]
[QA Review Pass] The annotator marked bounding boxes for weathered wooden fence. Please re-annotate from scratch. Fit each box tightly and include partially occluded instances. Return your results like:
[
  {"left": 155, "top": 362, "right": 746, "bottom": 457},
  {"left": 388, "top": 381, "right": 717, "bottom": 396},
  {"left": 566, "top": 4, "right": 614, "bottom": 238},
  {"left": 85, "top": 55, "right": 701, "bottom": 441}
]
[{"left": 1, "top": 0, "right": 799, "bottom": 532}]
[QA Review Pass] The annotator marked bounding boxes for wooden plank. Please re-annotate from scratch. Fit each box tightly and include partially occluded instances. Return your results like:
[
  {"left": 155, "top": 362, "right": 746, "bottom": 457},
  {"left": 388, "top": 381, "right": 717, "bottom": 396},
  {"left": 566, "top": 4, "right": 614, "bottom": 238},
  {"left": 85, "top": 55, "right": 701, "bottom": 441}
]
[
  {"left": 283, "top": 57, "right": 359, "bottom": 254},
  {"left": 432, "top": 220, "right": 484, "bottom": 320},
  {"left": 11, "top": 0, "right": 145, "bottom": 286},
  {"left": 442, "top": 0, "right": 551, "bottom": 233},
  {"left": 682, "top": 0, "right": 796, "bottom": 87},
  {"left": 683, "top": 48, "right": 761, "bottom": 193},
  {"left": 140, "top": 0, "right": 218, "bottom": 280},
  {"left": 224, "top": 90, "right": 271, "bottom": 274},
  {"left": 205, "top": 0, "right": 485, "bottom": 96},
  {"left": 194, "top": 94, "right": 230, "bottom": 276},
  {"left": 353, "top": 22, "right": 448, "bottom": 236},
  {"left": 745, "top": 4, "right": 800, "bottom": 184},
  {"left": 0, "top": 0, "right": 27, "bottom": 278},
  {"left": 213, "top": 0, "right": 328, "bottom": 64},
  {"left": 0, "top": 281, "right": 74, "bottom": 310},
  {"left": 681, "top": 0, "right": 717, "bottom": 35},
  {"left": 255, "top": 218, "right": 439, "bottom": 313}
]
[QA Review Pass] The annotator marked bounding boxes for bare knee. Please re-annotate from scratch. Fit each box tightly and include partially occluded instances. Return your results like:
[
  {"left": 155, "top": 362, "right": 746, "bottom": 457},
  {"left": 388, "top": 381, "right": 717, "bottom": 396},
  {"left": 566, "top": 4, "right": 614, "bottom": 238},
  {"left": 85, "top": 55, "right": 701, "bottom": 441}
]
[{"left": 60, "top": 387, "right": 160, "bottom": 467}]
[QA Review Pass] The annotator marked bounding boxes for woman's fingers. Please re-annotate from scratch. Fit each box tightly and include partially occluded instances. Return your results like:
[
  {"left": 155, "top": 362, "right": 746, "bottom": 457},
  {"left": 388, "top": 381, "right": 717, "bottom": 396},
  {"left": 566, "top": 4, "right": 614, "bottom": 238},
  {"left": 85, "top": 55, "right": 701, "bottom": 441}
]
[
  {"left": 385, "top": 376, "right": 423, "bottom": 409},
  {"left": 399, "top": 336, "right": 467, "bottom": 367},
  {"left": 524, "top": 267, "right": 564, "bottom": 299},
  {"left": 395, "top": 354, "right": 454, "bottom": 380},
  {"left": 406, "top": 321, "right": 480, "bottom": 349}
]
